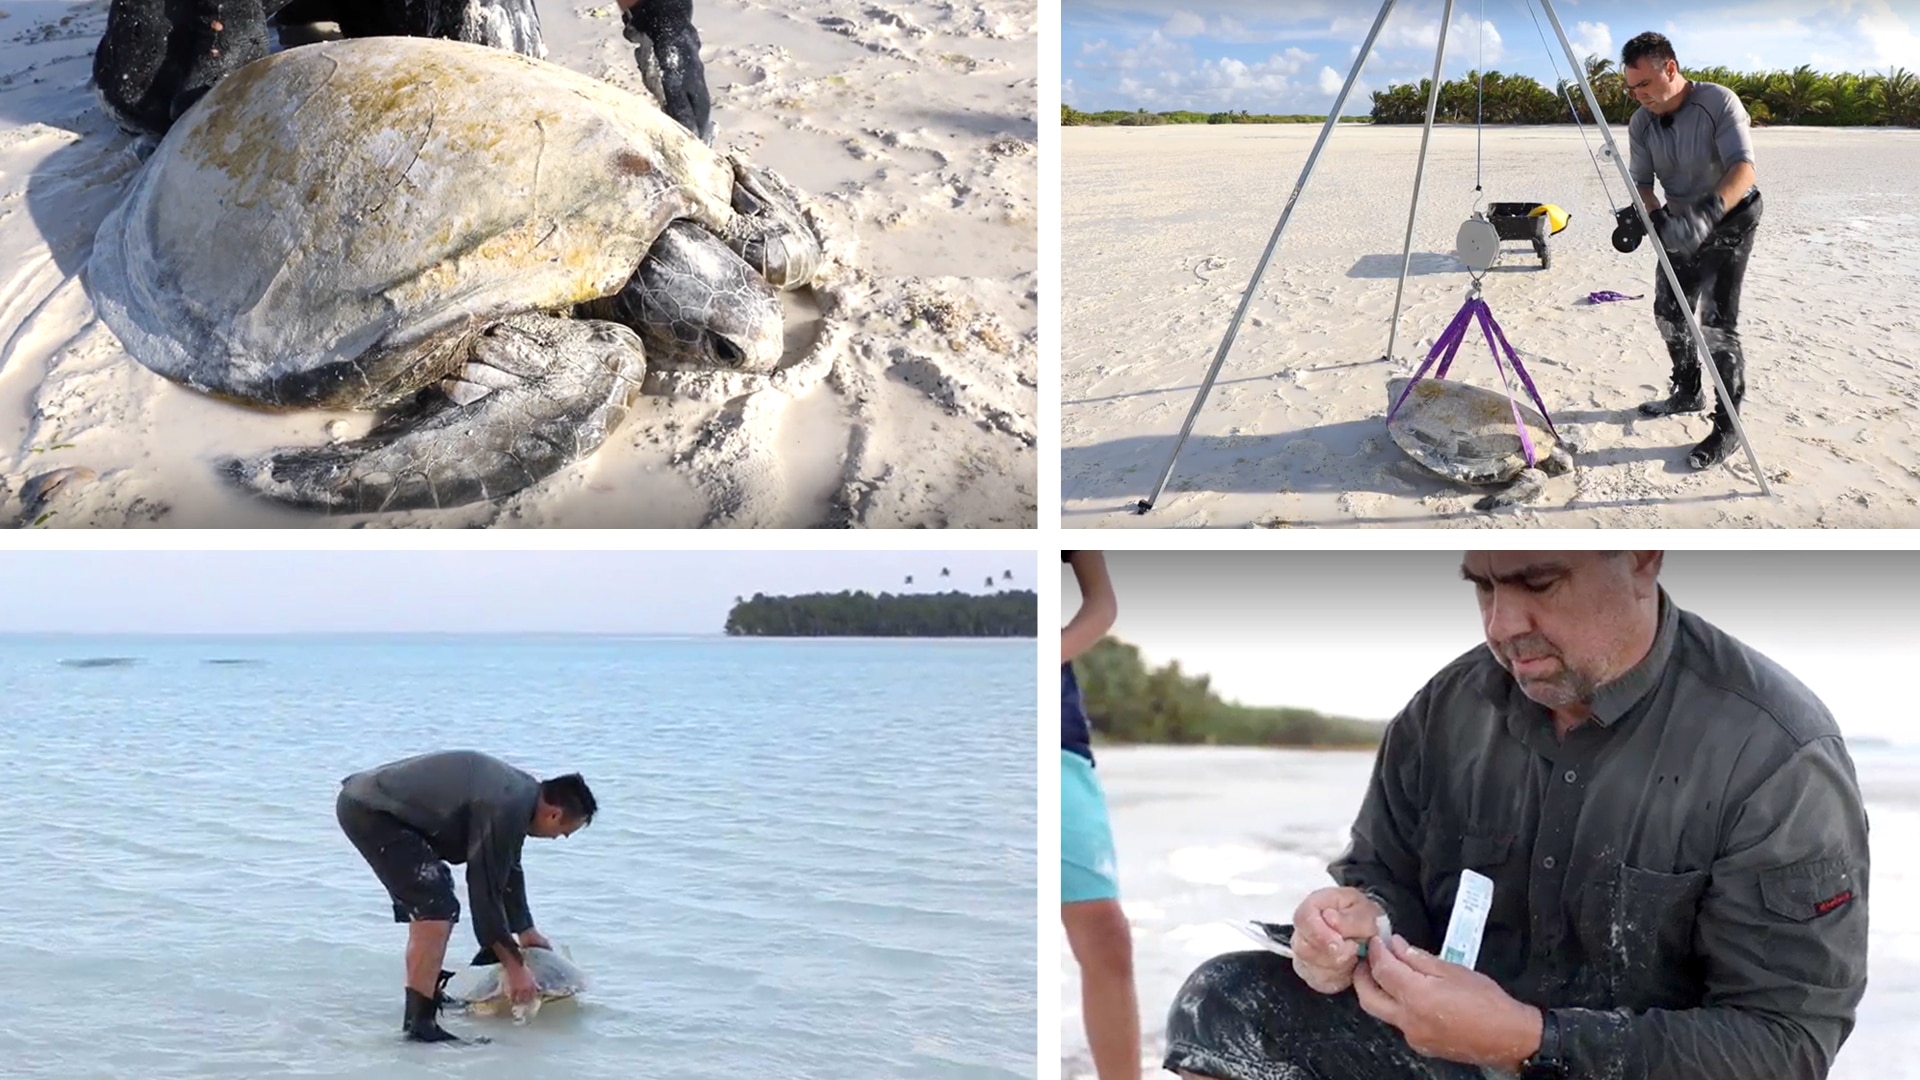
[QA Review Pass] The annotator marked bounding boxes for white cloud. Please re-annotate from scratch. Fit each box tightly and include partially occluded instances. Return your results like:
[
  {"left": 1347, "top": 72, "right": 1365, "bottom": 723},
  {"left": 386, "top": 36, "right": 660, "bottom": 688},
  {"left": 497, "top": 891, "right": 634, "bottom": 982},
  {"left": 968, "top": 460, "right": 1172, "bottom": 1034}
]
[
  {"left": 1319, "top": 65, "right": 1345, "bottom": 95},
  {"left": 1850, "top": 0, "right": 1920, "bottom": 70},
  {"left": 1212, "top": 16, "right": 1276, "bottom": 44},
  {"left": 1164, "top": 11, "right": 1206, "bottom": 39},
  {"left": 1106, "top": 30, "right": 1189, "bottom": 72},
  {"left": 1571, "top": 20, "right": 1612, "bottom": 64},
  {"left": 1461, "top": 16, "right": 1505, "bottom": 67},
  {"left": 1345, "top": 11, "right": 1503, "bottom": 65},
  {"left": 1656, "top": 3, "right": 1919, "bottom": 74}
]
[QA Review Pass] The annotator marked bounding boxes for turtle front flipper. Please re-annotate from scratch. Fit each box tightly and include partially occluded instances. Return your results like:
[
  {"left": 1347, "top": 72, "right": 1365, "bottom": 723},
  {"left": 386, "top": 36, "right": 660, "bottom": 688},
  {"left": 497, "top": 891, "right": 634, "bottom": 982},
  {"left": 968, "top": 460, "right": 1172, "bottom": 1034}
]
[
  {"left": 1475, "top": 467, "right": 1549, "bottom": 512},
  {"left": 219, "top": 315, "right": 645, "bottom": 513},
  {"left": 611, "top": 221, "right": 783, "bottom": 373},
  {"left": 723, "top": 158, "right": 822, "bottom": 290}
]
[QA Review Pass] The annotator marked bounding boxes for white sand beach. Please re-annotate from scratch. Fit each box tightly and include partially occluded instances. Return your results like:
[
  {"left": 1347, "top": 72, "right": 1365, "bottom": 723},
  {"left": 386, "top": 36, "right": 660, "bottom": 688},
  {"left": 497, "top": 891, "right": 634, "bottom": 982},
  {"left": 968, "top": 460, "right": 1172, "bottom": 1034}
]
[
  {"left": 1061, "top": 124, "right": 1920, "bottom": 528},
  {"left": 0, "top": 0, "right": 1036, "bottom": 527},
  {"left": 1062, "top": 745, "right": 1920, "bottom": 1079}
]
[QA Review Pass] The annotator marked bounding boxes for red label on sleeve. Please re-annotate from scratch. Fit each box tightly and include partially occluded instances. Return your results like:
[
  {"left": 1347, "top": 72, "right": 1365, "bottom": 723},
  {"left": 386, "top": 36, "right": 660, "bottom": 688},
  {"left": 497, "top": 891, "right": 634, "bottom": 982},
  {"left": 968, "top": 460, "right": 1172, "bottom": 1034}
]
[{"left": 1814, "top": 890, "right": 1853, "bottom": 916}]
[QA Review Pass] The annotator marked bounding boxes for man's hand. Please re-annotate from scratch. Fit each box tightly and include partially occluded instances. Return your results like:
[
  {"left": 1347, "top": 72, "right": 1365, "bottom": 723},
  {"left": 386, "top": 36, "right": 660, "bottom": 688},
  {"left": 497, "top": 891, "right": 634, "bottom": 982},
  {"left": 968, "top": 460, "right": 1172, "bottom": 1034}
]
[
  {"left": 1351, "top": 933, "right": 1542, "bottom": 1070},
  {"left": 505, "top": 961, "right": 539, "bottom": 1006},
  {"left": 1289, "top": 887, "right": 1387, "bottom": 995},
  {"left": 1657, "top": 193, "right": 1723, "bottom": 258},
  {"left": 624, "top": 0, "right": 713, "bottom": 142},
  {"left": 517, "top": 928, "right": 553, "bottom": 951}
]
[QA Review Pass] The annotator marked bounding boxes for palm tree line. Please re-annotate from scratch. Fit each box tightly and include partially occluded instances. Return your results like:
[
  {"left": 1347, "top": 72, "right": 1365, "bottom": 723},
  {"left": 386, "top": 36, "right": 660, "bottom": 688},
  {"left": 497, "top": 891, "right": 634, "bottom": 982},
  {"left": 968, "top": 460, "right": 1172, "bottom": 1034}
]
[
  {"left": 1368, "top": 57, "right": 1920, "bottom": 127},
  {"left": 723, "top": 582, "right": 1037, "bottom": 637},
  {"left": 1064, "top": 60, "right": 1920, "bottom": 129}
]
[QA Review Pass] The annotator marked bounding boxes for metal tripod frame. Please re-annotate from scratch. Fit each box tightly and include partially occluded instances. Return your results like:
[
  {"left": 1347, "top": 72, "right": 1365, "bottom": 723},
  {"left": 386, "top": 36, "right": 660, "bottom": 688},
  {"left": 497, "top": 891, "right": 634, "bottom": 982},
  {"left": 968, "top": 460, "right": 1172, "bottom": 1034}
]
[{"left": 1135, "top": 0, "right": 1771, "bottom": 512}]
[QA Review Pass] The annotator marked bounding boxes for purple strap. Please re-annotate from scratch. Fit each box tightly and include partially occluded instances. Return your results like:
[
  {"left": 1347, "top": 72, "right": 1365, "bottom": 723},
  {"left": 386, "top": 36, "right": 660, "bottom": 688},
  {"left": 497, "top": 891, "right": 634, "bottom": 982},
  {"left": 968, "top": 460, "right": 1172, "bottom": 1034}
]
[
  {"left": 1386, "top": 300, "right": 1477, "bottom": 423},
  {"left": 1386, "top": 296, "right": 1559, "bottom": 468},
  {"left": 1431, "top": 307, "right": 1472, "bottom": 382},
  {"left": 1586, "top": 290, "right": 1644, "bottom": 304},
  {"left": 1471, "top": 304, "right": 1539, "bottom": 466},
  {"left": 1478, "top": 304, "right": 1558, "bottom": 439}
]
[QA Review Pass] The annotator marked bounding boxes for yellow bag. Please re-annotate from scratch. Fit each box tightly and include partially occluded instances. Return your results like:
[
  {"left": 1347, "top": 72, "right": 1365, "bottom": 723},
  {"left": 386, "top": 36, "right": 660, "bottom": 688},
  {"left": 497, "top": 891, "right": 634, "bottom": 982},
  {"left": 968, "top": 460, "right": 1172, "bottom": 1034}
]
[{"left": 1529, "top": 203, "right": 1570, "bottom": 235}]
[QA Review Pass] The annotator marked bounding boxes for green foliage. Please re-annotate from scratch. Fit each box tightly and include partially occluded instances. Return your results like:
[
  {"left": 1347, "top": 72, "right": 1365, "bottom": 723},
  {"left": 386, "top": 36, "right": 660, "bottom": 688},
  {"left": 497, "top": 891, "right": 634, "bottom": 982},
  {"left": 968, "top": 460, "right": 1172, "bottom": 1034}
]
[
  {"left": 724, "top": 590, "right": 1037, "bottom": 637},
  {"left": 1062, "top": 105, "right": 1370, "bottom": 127},
  {"left": 1072, "top": 637, "right": 1384, "bottom": 748},
  {"left": 1366, "top": 58, "right": 1920, "bottom": 126}
]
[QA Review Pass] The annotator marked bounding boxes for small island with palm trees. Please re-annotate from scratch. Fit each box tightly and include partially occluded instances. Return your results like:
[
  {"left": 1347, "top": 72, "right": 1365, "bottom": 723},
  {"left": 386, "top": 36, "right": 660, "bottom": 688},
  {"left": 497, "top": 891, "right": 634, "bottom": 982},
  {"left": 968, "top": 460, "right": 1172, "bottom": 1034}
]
[{"left": 724, "top": 567, "right": 1036, "bottom": 637}]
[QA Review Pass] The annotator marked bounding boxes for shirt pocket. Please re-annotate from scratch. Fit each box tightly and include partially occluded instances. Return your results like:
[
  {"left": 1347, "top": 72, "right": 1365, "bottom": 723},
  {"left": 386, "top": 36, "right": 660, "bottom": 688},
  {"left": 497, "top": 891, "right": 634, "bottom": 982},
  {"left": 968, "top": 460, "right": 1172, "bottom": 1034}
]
[
  {"left": 1755, "top": 857, "right": 1867, "bottom": 992},
  {"left": 1574, "top": 863, "right": 1710, "bottom": 1010},
  {"left": 1758, "top": 858, "right": 1859, "bottom": 923}
]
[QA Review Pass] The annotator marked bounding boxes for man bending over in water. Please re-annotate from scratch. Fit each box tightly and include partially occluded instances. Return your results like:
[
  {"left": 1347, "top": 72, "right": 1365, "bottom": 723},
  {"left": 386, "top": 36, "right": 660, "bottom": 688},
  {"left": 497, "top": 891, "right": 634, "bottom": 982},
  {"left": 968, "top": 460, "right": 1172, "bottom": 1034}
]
[{"left": 336, "top": 749, "right": 596, "bottom": 1043}]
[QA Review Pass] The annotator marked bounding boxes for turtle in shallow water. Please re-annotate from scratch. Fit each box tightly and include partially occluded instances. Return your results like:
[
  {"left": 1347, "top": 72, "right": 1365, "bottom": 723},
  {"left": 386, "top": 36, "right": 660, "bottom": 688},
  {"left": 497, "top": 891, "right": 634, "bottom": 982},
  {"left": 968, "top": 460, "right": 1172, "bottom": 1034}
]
[
  {"left": 1385, "top": 376, "right": 1574, "bottom": 511},
  {"left": 449, "top": 945, "right": 588, "bottom": 1023},
  {"left": 87, "top": 36, "right": 823, "bottom": 513}
]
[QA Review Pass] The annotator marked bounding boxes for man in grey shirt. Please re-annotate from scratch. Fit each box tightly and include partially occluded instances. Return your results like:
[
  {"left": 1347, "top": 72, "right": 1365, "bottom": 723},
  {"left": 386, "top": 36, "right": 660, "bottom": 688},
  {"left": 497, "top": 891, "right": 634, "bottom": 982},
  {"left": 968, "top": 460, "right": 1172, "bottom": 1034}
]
[
  {"left": 1619, "top": 32, "right": 1765, "bottom": 471},
  {"left": 336, "top": 750, "right": 597, "bottom": 1042},
  {"left": 1163, "top": 551, "right": 1869, "bottom": 1080}
]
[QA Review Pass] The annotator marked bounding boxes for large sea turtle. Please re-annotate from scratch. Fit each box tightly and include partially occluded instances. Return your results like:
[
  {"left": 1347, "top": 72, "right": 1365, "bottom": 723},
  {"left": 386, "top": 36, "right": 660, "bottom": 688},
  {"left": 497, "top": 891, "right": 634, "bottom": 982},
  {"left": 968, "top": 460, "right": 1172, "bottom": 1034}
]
[
  {"left": 1385, "top": 376, "right": 1573, "bottom": 511},
  {"left": 449, "top": 945, "right": 588, "bottom": 1023},
  {"left": 87, "top": 36, "right": 824, "bottom": 513}
]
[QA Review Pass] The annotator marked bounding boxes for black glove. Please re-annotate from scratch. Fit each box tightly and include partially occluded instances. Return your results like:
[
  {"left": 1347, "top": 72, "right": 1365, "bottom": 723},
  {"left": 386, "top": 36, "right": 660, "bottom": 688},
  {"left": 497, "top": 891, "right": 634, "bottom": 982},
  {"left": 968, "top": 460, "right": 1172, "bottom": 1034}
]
[
  {"left": 625, "top": 0, "right": 713, "bottom": 143},
  {"left": 1656, "top": 194, "right": 1723, "bottom": 258}
]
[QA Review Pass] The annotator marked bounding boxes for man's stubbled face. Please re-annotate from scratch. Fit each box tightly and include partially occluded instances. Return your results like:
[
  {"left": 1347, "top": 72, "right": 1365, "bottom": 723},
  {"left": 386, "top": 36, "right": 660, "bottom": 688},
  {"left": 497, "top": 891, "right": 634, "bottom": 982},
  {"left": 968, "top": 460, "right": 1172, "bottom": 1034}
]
[{"left": 1461, "top": 551, "right": 1657, "bottom": 713}]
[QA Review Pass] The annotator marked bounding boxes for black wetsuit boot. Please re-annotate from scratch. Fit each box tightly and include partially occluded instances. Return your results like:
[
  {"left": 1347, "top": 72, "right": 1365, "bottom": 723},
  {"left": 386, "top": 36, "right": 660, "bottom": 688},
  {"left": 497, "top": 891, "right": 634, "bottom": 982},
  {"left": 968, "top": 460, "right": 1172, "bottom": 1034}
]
[
  {"left": 93, "top": 0, "right": 269, "bottom": 134},
  {"left": 1637, "top": 358, "right": 1706, "bottom": 417},
  {"left": 1688, "top": 351, "right": 1747, "bottom": 469},
  {"left": 403, "top": 987, "right": 462, "bottom": 1043}
]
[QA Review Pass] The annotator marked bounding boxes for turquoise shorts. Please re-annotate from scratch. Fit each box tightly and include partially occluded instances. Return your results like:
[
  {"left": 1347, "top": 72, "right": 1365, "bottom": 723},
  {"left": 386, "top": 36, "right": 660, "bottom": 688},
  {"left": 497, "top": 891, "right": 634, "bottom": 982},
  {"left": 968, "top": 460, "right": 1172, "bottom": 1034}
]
[{"left": 1061, "top": 750, "right": 1120, "bottom": 903}]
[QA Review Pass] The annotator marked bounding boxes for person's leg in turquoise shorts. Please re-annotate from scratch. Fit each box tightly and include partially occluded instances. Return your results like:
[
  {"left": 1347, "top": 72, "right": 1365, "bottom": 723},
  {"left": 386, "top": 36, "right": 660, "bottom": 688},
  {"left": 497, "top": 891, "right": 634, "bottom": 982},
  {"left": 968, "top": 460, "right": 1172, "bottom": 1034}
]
[{"left": 1063, "top": 749, "right": 1139, "bottom": 1080}]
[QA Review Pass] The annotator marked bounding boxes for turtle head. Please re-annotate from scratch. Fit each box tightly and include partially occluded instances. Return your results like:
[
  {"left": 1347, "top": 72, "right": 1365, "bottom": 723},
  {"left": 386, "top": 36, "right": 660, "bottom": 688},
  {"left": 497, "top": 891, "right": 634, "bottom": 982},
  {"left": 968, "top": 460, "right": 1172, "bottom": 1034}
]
[
  {"left": 615, "top": 221, "right": 784, "bottom": 374},
  {"left": 725, "top": 158, "right": 822, "bottom": 290}
]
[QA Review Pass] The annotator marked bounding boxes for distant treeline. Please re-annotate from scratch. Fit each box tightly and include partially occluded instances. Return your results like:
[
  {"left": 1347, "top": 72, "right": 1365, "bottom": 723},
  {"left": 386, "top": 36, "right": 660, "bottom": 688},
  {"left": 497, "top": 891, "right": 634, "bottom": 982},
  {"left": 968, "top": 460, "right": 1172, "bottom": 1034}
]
[
  {"left": 1072, "top": 61, "right": 1920, "bottom": 129},
  {"left": 1063, "top": 105, "right": 1369, "bottom": 126},
  {"left": 724, "top": 591, "right": 1037, "bottom": 638},
  {"left": 1074, "top": 637, "right": 1384, "bottom": 748}
]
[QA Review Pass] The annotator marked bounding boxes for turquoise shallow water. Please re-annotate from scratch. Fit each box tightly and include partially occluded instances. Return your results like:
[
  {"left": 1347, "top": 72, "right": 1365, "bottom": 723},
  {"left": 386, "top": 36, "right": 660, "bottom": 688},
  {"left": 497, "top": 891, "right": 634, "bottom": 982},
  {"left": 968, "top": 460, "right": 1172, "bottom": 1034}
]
[{"left": 0, "top": 635, "right": 1037, "bottom": 1079}]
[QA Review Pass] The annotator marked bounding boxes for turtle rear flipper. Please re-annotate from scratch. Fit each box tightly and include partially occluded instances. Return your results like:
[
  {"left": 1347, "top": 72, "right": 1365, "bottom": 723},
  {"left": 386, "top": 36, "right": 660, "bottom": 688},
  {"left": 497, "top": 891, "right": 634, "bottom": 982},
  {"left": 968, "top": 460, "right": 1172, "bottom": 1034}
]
[{"left": 220, "top": 315, "right": 645, "bottom": 513}]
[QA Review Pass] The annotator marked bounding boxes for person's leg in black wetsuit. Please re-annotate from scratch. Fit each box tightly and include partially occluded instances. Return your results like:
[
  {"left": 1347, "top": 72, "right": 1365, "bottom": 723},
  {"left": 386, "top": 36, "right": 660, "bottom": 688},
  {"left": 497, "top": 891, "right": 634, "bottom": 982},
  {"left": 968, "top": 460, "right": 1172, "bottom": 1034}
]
[
  {"left": 1643, "top": 192, "right": 1763, "bottom": 469},
  {"left": 93, "top": 0, "right": 271, "bottom": 135},
  {"left": 93, "top": 0, "right": 557, "bottom": 137}
]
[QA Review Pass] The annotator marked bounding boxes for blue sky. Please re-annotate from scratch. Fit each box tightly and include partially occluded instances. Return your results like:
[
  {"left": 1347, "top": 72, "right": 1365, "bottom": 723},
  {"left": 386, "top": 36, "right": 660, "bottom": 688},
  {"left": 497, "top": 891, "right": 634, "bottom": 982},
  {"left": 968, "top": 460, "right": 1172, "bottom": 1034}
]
[
  {"left": 0, "top": 551, "right": 1036, "bottom": 633},
  {"left": 1063, "top": 0, "right": 1920, "bottom": 113}
]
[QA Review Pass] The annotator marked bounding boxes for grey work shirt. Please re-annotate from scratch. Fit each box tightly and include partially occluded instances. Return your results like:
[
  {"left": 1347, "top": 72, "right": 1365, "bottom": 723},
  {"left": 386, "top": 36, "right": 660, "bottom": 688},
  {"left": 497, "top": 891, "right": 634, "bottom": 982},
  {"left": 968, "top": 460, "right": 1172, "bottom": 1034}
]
[
  {"left": 1629, "top": 81, "right": 1757, "bottom": 205},
  {"left": 1332, "top": 591, "right": 1869, "bottom": 1080},
  {"left": 340, "top": 750, "right": 541, "bottom": 952}
]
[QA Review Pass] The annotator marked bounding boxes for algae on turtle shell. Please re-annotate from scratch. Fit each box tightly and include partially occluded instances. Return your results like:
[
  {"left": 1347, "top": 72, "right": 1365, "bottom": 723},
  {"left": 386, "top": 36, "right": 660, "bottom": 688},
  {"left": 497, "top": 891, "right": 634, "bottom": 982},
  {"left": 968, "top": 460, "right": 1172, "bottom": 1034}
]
[{"left": 1385, "top": 376, "right": 1573, "bottom": 511}]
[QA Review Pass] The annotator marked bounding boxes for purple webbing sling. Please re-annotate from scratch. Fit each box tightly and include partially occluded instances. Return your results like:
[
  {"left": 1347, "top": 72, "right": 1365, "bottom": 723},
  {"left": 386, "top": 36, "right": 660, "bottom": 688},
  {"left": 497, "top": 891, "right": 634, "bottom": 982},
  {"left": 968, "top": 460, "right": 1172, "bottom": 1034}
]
[{"left": 1386, "top": 296, "right": 1557, "bottom": 467}]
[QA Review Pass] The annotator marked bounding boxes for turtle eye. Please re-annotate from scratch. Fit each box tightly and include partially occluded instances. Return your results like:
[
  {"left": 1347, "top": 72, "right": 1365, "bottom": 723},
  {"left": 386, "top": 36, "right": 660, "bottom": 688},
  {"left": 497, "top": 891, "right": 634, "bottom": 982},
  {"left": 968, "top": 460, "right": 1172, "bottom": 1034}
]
[{"left": 708, "top": 332, "right": 745, "bottom": 367}]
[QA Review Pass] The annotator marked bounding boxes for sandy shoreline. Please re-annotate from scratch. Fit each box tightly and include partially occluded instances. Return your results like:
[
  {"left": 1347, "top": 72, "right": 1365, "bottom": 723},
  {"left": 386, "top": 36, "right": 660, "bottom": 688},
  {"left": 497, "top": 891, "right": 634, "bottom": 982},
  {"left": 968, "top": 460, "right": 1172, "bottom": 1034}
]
[
  {"left": 1062, "top": 124, "right": 1920, "bottom": 528},
  {"left": 0, "top": 0, "right": 1037, "bottom": 527}
]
